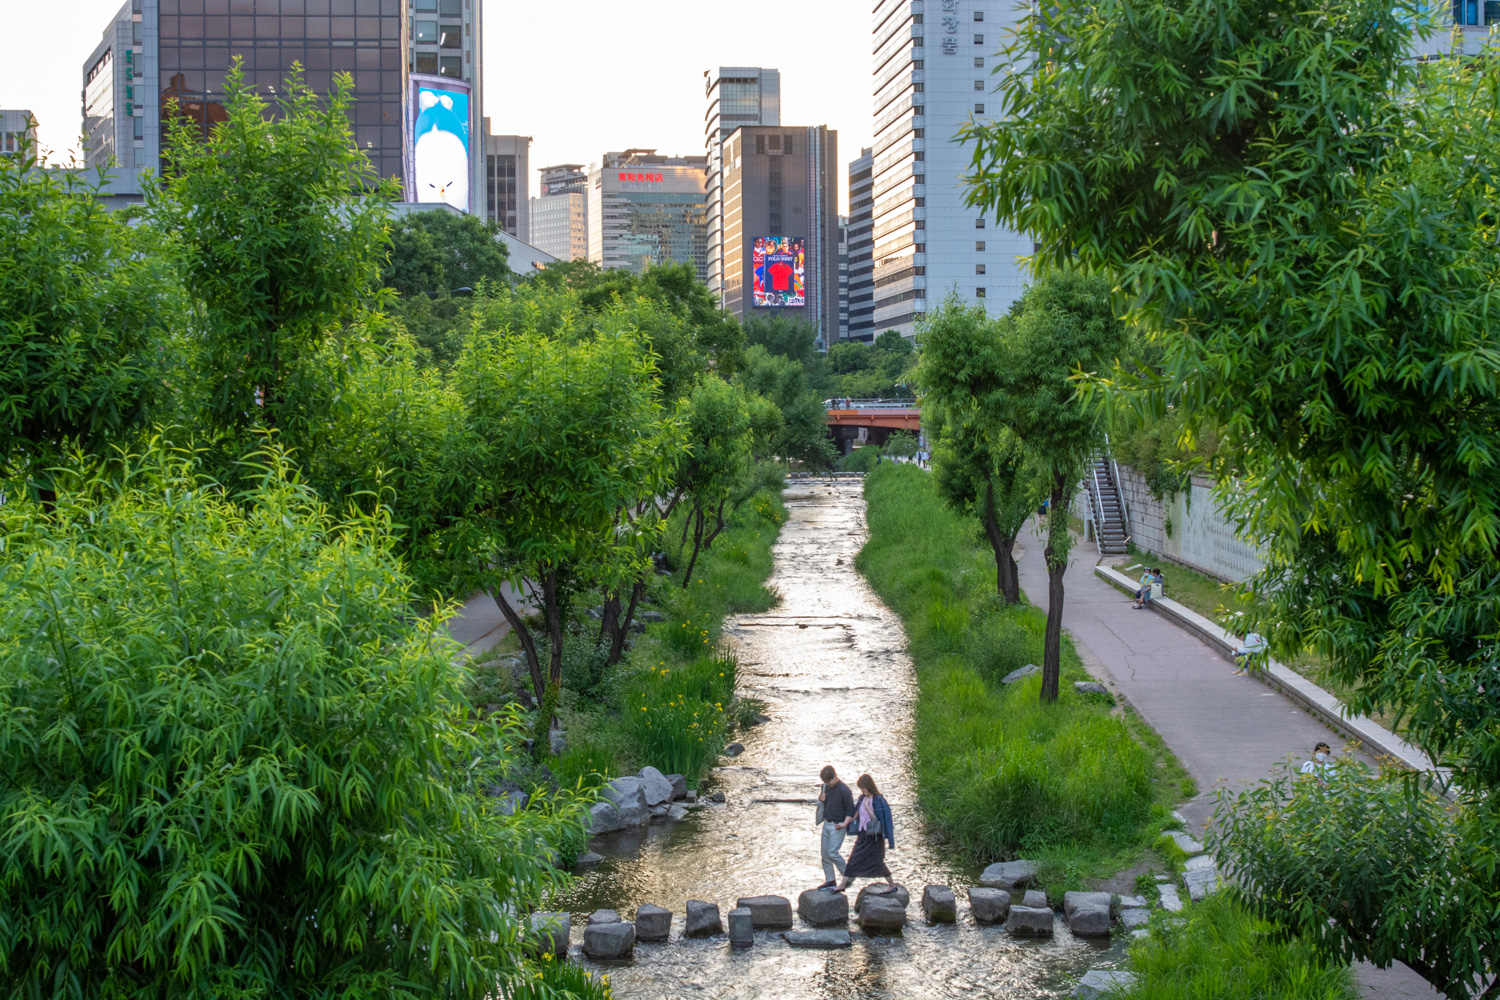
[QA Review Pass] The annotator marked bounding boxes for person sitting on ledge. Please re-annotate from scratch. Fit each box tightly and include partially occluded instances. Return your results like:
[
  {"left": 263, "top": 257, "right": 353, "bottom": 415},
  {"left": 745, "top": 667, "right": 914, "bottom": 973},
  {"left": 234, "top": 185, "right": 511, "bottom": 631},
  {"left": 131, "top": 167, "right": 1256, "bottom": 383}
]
[{"left": 1131, "top": 567, "right": 1156, "bottom": 609}]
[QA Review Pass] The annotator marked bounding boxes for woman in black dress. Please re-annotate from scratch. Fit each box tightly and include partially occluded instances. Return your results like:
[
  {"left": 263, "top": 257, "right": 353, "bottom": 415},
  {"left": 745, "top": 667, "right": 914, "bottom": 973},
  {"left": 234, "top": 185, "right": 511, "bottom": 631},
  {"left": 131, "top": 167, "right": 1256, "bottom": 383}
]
[{"left": 835, "top": 774, "right": 896, "bottom": 894}]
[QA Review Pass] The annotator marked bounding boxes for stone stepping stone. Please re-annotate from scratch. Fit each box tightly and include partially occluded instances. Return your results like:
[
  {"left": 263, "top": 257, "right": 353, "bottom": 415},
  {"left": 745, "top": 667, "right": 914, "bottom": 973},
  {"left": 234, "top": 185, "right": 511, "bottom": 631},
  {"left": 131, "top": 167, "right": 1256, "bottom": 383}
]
[
  {"left": 783, "top": 929, "right": 852, "bottom": 949},
  {"left": 637, "top": 766, "right": 674, "bottom": 806},
  {"left": 1163, "top": 831, "right": 1204, "bottom": 854},
  {"left": 1001, "top": 664, "right": 1041, "bottom": 684},
  {"left": 1119, "top": 907, "right": 1151, "bottom": 931},
  {"left": 685, "top": 899, "right": 722, "bottom": 937},
  {"left": 979, "top": 859, "right": 1039, "bottom": 889},
  {"left": 797, "top": 888, "right": 849, "bottom": 926},
  {"left": 1022, "top": 889, "right": 1048, "bottom": 909},
  {"left": 528, "top": 911, "right": 570, "bottom": 958},
  {"left": 1076, "top": 969, "right": 1138, "bottom": 999},
  {"left": 855, "top": 883, "right": 910, "bottom": 912},
  {"left": 858, "top": 897, "right": 907, "bottom": 933},
  {"left": 727, "top": 906, "right": 754, "bottom": 947},
  {"left": 968, "top": 887, "right": 1011, "bottom": 924},
  {"left": 1116, "top": 895, "right": 1148, "bottom": 909},
  {"left": 1006, "top": 905, "right": 1054, "bottom": 937},
  {"left": 921, "top": 885, "right": 956, "bottom": 923},
  {"left": 1184, "top": 853, "right": 1215, "bottom": 871},
  {"left": 1064, "top": 891, "right": 1112, "bottom": 937},
  {"left": 582, "top": 921, "right": 635, "bottom": 959},
  {"left": 634, "top": 904, "right": 671, "bottom": 942},
  {"left": 1156, "top": 883, "right": 1183, "bottom": 912},
  {"left": 1183, "top": 866, "right": 1222, "bottom": 901},
  {"left": 575, "top": 851, "right": 604, "bottom": 865},
  {"left": 735, "top": 894, "right": 793, "bottom": 929},
  {"left": 587, "top": 909, "right": 620, "bottom": 925}
]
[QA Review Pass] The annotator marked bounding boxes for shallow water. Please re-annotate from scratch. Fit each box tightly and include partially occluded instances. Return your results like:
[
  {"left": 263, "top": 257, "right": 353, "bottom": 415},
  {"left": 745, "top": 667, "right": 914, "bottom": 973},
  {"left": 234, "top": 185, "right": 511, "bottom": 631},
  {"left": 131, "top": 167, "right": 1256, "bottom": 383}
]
[{"left": 558, "top": 477, "right": 1126, "bottom": 998}]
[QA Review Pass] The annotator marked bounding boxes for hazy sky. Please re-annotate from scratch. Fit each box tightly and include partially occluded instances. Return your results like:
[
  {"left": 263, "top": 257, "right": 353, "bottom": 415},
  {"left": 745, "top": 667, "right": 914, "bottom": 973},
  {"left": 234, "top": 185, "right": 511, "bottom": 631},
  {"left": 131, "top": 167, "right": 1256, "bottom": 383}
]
[{"left": 1, "top": 0, "right": 875, "bottom": 213}]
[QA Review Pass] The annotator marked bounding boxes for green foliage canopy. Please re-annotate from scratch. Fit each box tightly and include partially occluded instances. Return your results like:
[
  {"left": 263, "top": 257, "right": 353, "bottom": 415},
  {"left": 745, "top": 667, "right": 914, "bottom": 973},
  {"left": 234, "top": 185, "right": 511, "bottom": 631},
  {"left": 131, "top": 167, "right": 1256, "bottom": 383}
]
[{"left": 381, "top": 209, "right": 510, "bottom": 298}]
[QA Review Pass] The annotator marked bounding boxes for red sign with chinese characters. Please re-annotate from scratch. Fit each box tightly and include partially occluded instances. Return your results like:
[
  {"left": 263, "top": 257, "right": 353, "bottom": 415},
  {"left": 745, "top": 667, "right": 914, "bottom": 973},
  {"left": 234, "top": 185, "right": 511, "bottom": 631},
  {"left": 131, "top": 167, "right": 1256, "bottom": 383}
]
[{"left": 618, "top": 172, "right": 664, "bottom": 182}]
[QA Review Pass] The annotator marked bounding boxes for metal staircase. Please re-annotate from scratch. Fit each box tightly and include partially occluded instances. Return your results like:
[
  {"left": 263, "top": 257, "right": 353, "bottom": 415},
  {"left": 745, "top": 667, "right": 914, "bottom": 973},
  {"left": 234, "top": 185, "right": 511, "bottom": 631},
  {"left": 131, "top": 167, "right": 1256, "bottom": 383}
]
[{"left": 1086, "top": 452, "right": 1130, "bottom": 555}]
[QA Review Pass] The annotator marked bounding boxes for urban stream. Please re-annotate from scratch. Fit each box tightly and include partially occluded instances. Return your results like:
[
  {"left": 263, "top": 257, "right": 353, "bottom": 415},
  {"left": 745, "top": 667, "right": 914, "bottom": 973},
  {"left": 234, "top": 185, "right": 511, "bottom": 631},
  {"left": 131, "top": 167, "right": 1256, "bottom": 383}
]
[{"left": 558, "top": 476, "right": 1128, "bottom": 998}]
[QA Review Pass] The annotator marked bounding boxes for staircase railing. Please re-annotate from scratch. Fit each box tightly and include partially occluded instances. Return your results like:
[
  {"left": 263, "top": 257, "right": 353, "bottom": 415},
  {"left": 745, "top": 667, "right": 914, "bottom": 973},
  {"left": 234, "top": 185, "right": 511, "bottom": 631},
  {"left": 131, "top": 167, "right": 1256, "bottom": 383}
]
[
  {"left": 1088, "top": 460, "right": 1109, "bottom": 550},
  {"left": 1103, "top": 433, "right": 1131, "bottom": 543}
]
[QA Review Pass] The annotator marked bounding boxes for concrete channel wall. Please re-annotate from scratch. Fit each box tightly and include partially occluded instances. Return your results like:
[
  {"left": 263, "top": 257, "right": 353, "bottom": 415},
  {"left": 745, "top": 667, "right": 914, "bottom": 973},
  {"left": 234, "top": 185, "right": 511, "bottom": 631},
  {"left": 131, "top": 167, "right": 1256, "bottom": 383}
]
[{"left": 1116, "top": 466, "right": 1264, "bottom": 583}]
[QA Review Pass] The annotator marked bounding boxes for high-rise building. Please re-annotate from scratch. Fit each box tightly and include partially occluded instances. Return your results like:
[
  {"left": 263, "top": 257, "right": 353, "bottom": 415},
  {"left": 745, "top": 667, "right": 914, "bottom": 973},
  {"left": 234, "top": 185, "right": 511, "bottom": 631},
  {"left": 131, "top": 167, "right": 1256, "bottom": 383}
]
[
  {"left": 846, "top": 147, "right": 875, "bottom": 341},
  {"left": 837, "top": 214, "right": 850, "bottom": 340},
  {"left": 1, "top": 110, "right": 39, "bottom": 158},
  {"left": 82, "top": 0, "right": 486, "bottom": 214},
  {"left": 482, "top": 126, "right": 529, "bottom": 237},
  {"left": 718, "top": 126, "right": 839, "bottom": 347},
  {"left": 530, "top": 163, "right": 588, "bottom": 262},
  {"left": 703, "top": 67, "right": 780, "bottom": 304},
  {"left": 869, "top": 0, "right": 1029, "bottom": 337},
  {"left": 587, "top": 149, "right": 709, "bottom": 279}
]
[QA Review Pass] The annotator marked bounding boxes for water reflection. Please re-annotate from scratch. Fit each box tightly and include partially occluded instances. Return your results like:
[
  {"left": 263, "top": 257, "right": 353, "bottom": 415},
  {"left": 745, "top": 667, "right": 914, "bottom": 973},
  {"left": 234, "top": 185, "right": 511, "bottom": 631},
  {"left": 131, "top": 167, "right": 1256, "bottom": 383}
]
[{"left": 559, "top": 478, "right": 1125, "bottom": 998}]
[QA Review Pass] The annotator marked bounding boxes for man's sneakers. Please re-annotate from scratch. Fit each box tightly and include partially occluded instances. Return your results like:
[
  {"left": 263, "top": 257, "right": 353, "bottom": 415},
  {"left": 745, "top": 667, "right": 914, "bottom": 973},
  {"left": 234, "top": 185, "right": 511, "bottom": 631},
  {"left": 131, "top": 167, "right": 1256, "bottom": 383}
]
[{"left": 816, "top": 880, "right": 836, "bottom": 891}]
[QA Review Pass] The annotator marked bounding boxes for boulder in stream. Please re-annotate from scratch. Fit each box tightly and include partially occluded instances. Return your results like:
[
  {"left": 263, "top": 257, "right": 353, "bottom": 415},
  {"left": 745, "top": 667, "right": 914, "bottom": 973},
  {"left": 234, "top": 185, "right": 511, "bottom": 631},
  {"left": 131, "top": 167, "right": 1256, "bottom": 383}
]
[
  {"left": 1022, "top": 889, "right": 1048, "bottom": 910},
  {"left": 858, "top": 897, "right": 907, "bottom": 933},
  {"left": 684, "top": 899, "right": 722, "bottom": 937},
  {"left": 735, "top": 894, "right": 793, "bottom": 929},
  {"left": 582, "top": 921, "right": 635, "bottom": 959},
  {"left": 727, "top": 907, "right": 754, "bottom": 947},
  {"left": 967, "top": 887, "right": 1011, "bottom": 924},
  {"left": 634, "top": 904, "right": 671, "bottom": 942},
  {"left": 587, "top": 909, "right": 620, "bottom": 925},
  {"left": 855, "top": 883, "right": 910, "bottom": 912},
  {"left": 797, "top": 888, "right": 849, "bottom": 926},
  {"left": 528, "top": 912, "right": 570, "bottom": 958},
  {"left": 601, "top": 778, "right": 650, "bottom": 827},
  {"left": 638, "top": 766, "right": 674, "bottom": 806},
  {"left": 784, "top": 929, "right": 852, "bottom": 949},
  {"left": 979, "top": 859, "right": 1039, "bottom": 889},
  {"left": 1076, "top": 970, "right": 1138, "bottom": 999},
  {"left": 1006, "top": 905, "right": 1055, "bottom": 937},
  {"left": 665, "top": 773, "right": 688, "bottom": 800},
  {"left": 586, "top": 801, "right": 623, "bottom": 835},
  {"left": 921, "top": 885, "right": 956, "bottom": 923}
]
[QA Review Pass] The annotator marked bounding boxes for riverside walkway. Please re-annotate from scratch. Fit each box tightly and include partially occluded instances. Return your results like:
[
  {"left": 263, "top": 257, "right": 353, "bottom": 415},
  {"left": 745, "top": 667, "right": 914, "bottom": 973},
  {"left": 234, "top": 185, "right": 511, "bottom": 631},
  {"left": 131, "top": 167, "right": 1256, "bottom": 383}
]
[{"left": 1013, "top": 526, "right": 1442, "bottom": 1000}]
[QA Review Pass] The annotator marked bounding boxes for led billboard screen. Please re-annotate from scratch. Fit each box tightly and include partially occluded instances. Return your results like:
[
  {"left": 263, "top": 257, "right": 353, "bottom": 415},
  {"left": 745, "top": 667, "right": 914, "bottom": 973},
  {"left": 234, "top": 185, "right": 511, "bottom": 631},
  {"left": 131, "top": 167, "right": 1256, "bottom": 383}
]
[
  {"left": 752, "top": 236, "right": 806, "bottom": 307},
  {"left": 407, "top": 75, "right": 471, "bottom": 212}
]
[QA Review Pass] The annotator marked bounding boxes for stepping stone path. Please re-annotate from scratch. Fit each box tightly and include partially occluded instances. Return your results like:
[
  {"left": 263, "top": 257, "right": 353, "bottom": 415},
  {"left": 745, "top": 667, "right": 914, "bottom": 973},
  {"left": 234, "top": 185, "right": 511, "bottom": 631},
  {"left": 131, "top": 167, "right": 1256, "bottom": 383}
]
[
  {"left": 967, "top": 887, "right": 1011, "bottom": 924},
  {"left": 979, "top": 859, "right": 1039, "bottom": 889},
  {"left": 797, "top": 888, "right": 849, "bottom": 926},
  {"left": 583, "top": 920, "right": 635, "bottom": 959},
  {"left": 529, "top": 912, "right": 570, "bottom": 958},
  {"left": 727, "top": 907, "right": 754, "bottom": 947},
  {"left": 1182, "top": 865, "right": 1222, "bottom": 901},
  {"left": 634, "top": 904, "right": 671, "bottom": 942},
  {"left": 784, "top": 929, "right": 852, "bottom": 949},
  {"left": 1156, "top": 883, "right": 1183, "bottom": 912},
  {"left": 1063, "top": 891, "right": 1112, "bottom": 938},
  {"left": 921, "top": 885, "right": 956, "bottom": 923},
  {"left": 685, "top": 900, "right": 722, "bottom": 937},
  {"left": 858, "top": 896, "right": 907, "bottom": 933},
  {"left": 855, "top": 883, "right": 911, "bottom": 911},
  {"left": 1163, "top": 831, "right": 1204, "bottom": 854},
  {"left": 588, "top": 909, "right": 620, "bottom": 925},
  {"left": 1076, "top": 969, "right": 1138, "bottom": 999},
  {"left": 1006, "top": 903, "right": 1054, "bottom": 937},
  {"left": 735, "top": 895, "right": 793, "bottom": 929},
  {"left": 1022, "top": 889, "right": 1048, "bottom": 909},
  {"left": 1183, "top": 853, "right": 1215, "bottom": 871}
]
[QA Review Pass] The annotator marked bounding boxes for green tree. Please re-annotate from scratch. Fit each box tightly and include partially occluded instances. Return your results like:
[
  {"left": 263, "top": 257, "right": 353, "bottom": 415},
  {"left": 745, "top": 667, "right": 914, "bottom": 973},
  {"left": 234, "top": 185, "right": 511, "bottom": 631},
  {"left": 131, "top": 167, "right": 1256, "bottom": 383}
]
[
  {"left": 674, "top": 376, "right": 753, "bottom": 586},
  {"left": 381, "top": 208, "right": 510, "bottom": 297},
  {"left": 962, "top": 0, "right": 1500, "bottom": 987},
  {"left": 152, "top": 60, "right": 393, "bottom": 444},
  {"left": 918, "top": 300, "right": 1039, "bottom": 604},
  {"left": 0, "top": 135, "right": 179, "bottom": 499},
  {"left": 0, "top": 446, "right": 584, "bottom": 998},
  {"left": 734, "top": 345, "right": 835, "bottom": 467}
]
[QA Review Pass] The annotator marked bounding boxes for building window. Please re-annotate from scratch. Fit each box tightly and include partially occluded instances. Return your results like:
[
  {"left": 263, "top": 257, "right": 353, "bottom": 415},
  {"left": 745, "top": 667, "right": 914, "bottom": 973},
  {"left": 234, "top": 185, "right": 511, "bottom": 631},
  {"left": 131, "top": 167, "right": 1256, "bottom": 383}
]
[
  {"left": 915, "top": 197, "right": 925, "bottom": 206},
  {"left": 976, "top": 264, "right": 986, "bottom": 274},
  {"left": 974, "top": 80, "right": 984, "bottom": 91},
  {"left": 783, "top": 134, "right": 794, "bottom": 154},
  {"left": 975, "top": 218, "right": 986, "bottom": 229},
  {"left": 914, "top": 82, "right": 924, "bottom": 92},
  {"left": 133, "top": 115, "right": 143, "bottom": 140},
  {"left": 913, "top": 12, "right": 923, "bottom": 22},
  {"left": 974, "top": 10, "right": 985, "bottom": 19},
  {"left": 414, "top": 0, "right": 436, "bottom": 8},
  {"left": 440, "top": 24, "right": 462, "bottom": 47},
  {"left": 976, "top": 288, "right": 986, "bottom": 297},
  {"left": 439, "top": 0, "right": 461, "bottom": 12},
  {"left": 415, "top": 19, "right": 437, "bottom": 41},
  {"left": 976, "top": 241, "right": 986, "bottom": 251},
  {"left": 914, "top": 128, "right": 924, "bottom": 138},
  {"left": 440, "top": 55, "right": 462, "bottom": 77},
  {"left": 415, "top": 51, "right": 438, "bottom": 73},
  {"left": 975, "top": 57, "right": 985, "bottom": 67},
  {"left": 1034, "top": 242, "right": 1044, "bottom": 253},
  {"left": 915, "top": 243, "right": 926, "bottom": 253},
  {"left": 913, "top": 105, "right": 924, "bottom": 116},
  {"left": 974, "top": 33, "right": 984, "bottom": 44},
  {"left": 974, "top": 104, "right": 985, "bottom": 114},
  {"left": 913, "top": 59, "right": 924, "bottom": 68}
]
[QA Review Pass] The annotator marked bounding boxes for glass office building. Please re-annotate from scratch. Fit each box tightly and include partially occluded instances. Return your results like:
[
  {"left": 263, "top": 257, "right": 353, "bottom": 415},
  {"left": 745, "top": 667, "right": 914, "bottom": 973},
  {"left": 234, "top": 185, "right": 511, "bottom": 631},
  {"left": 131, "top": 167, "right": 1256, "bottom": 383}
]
[
  {"left": 703, "top": 68, "right": 779, "bottom": 304},
  {"left": 588, "top": 150, "right": 709, "bottom": 280}
]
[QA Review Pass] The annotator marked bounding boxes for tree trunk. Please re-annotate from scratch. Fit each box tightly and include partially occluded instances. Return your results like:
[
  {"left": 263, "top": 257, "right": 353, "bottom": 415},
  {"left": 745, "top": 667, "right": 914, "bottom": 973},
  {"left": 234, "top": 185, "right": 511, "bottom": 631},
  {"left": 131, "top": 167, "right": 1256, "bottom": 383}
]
[
  {"left": 702, "top": 494, "right": 729, "bottom": 552},
  {"left": 681, "top": 506, "right": 705, "bottom": 589},
  {"left": 491, "top": 584, "right": 545, "bottom": 703},
  {"left": 542, "top": 570, "right": 563, "bottom": 689},
  {"left": 608, "top": 578, "right": 645, "bottom": 666},
  {"left": 678, "top": 500, "right": 695, "bottom": 557},
  {"left": 982, "top": 475, "right": 1021, "bottom": 604},
  {"left": 1040, "top": 475, "right": 1072, "bottom": 704},
  {"left": 596, "top": 591, "right": 620, "bottom": 651}
]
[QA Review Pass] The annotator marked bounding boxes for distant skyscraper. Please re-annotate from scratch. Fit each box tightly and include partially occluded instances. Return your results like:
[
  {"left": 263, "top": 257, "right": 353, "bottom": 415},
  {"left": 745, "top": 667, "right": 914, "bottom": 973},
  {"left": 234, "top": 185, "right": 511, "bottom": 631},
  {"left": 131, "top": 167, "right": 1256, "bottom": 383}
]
[
  {"left": 869, "top": 0, "right": 1029, "bottom": 336},
  {"left": 718, "top": 126, "right": 839, "bottom": 347},
  {"left": 837, "top": 214, "right": 850, "bottom": 341},
  {"left": 1, "top": 110, "right": 38, "bottom": 158},
  {"left": 588, "top": 150, "right": 709, "bottom": 279},
  {"left": 846, "top": 147, "right": 875, "bottom": 341},
  {"left": 530, "top": 163, "right": 588, "bottom": 261},
  {"left": 703, "top": 67, "right": 780, "bottom": 304},
  {"left": 482, "top": 126, "right": 529, "bottom": 238}
]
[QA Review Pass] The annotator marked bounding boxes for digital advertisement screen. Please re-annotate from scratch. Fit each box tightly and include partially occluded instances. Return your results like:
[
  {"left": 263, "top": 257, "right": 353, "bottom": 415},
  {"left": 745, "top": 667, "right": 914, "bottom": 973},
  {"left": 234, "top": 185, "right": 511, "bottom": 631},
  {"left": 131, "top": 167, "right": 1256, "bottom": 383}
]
[
  {"left": 407, "top": 75, "right": 471, "bottom": 212},
  {"left": 752, "top": 236, "right": 806, "bottom": 308}
]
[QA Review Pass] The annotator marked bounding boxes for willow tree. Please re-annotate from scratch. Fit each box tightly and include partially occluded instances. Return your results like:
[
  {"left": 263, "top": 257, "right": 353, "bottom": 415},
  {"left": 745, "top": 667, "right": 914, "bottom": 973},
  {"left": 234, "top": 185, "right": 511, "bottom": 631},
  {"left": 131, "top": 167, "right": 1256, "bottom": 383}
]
[{"left": 962, "top": 0, "right": 1500, "bottom": 989}]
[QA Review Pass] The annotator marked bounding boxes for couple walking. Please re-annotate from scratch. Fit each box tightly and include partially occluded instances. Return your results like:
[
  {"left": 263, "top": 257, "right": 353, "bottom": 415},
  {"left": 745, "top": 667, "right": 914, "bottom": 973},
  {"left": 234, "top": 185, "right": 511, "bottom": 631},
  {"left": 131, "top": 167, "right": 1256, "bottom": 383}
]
[{"left": 814, "top": 765, "right": 896, "bottom": 894}]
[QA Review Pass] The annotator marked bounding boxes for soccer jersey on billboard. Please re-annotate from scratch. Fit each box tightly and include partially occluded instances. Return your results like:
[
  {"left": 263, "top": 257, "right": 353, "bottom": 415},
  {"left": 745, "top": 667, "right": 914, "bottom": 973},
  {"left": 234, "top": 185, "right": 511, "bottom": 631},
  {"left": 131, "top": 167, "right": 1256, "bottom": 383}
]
[{"left": 752, "top": 236, "right": 806, "bottom": 307}]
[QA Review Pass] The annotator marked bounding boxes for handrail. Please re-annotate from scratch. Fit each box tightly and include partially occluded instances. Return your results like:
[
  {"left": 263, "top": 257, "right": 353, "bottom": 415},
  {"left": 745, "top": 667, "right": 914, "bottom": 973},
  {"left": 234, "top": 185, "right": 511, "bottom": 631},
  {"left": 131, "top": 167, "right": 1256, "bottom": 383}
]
[
  {"left": 824, "top": 398, "right": 919, "bottom": 411},
  {"left": 1103, "top": 432, "right": 1130, "bottom": 541},
  {"left": 1089, "top": 461, "right": 1108, "bottom": 547}
]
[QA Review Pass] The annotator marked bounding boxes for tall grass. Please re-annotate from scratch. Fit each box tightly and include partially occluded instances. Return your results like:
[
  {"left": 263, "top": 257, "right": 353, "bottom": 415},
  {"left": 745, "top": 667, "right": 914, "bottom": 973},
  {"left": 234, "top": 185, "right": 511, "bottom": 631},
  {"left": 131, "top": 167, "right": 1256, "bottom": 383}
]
[
  {"left": 1122, "top": 895, "right": 1358, "bottom": 1000},
  {"left": 858, "top": 464, "right": 1163, "bottom": 866},
  {"left": 620, "top": 653, "right": 737, "bottom": 778}
]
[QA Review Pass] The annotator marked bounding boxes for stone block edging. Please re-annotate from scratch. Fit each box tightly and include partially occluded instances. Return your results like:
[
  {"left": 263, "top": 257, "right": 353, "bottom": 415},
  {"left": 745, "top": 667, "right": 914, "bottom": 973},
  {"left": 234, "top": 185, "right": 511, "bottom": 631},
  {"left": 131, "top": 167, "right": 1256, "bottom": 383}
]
[{"left": 1093, "top": 564, "right": 1443, "bottom": 779}]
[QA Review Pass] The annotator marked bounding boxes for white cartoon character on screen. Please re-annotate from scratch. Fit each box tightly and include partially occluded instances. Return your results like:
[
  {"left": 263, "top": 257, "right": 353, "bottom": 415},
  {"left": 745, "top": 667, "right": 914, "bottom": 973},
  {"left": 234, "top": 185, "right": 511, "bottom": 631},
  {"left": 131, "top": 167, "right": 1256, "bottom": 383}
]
[{"left": 413, "top": 89, "right": 469, "bottom": 211}]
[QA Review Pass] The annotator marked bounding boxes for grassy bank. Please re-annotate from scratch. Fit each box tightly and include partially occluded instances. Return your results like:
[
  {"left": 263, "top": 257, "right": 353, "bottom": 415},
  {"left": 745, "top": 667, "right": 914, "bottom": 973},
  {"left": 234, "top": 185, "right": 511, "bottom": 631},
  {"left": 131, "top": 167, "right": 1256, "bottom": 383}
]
[
  {"left": 465, "top": 484, "right": 787, "bottom": 793},
  {"left": 858, "top": 464, "right": 1190, "bottom": 889},
  {"left": 1123, "top": 895, "right": 1358, "bottom": 1000}
]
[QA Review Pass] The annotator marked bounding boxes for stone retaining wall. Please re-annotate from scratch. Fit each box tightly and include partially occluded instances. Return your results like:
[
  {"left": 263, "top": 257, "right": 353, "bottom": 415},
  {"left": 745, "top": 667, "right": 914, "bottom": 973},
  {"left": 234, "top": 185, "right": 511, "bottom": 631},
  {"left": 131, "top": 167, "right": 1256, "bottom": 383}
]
[{"left": 1116, "top": 466, "right": 1263, "bottom": 583}]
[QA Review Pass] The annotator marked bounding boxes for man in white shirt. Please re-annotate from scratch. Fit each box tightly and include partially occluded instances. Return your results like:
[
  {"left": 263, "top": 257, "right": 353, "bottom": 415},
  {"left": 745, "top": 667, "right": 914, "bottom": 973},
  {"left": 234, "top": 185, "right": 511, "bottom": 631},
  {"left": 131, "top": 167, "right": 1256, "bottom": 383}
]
[
  {"left": 1233, "top": 631, "right": 1267, "bottom": 675},
  {"left": 1299, "top": 742, "right": 1337, "bottom": 782}
]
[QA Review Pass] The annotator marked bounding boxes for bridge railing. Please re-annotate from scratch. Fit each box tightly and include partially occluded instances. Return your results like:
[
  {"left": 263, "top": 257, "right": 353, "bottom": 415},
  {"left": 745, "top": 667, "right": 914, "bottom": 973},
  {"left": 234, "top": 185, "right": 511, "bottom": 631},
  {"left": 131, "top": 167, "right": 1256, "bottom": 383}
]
[{"left": 824, "top": 398, "right": 919, "bottom": 410}]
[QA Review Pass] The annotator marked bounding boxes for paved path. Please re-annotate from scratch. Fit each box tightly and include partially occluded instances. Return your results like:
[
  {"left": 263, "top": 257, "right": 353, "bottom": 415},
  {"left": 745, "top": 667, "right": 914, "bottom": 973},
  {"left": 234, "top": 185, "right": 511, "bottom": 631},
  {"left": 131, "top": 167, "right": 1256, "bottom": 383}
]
[
  {"left": 446, "top": 581, "right": 531, "bottom": 659},
  {"left": 1013, "top": 524, "right": 1445, "bottom": 1000}
]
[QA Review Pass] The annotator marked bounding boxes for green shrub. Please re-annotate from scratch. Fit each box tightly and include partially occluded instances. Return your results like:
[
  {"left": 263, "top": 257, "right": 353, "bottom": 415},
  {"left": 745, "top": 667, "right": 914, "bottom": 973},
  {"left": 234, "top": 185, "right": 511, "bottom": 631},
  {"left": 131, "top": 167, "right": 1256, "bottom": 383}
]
[
  {"left": 620, "top": 654, "right": 737, "bottom": 779},
  {"left": 512, "top": 954, "right": 614, "bottom": 1000},
  {"left": 1123, "top": 895, "right": 1357, "bottom": 1000},
  {"left": 859, "top": 464, "right": 1160, "bottom": 863}
]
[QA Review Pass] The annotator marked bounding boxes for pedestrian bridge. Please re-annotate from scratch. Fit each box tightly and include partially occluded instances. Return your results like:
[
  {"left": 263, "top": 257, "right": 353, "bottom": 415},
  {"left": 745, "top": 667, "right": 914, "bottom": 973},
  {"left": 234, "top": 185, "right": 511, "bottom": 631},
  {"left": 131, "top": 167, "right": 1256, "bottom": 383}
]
[{"left": 825, "top": 399, "right": 920, "bottom": 453}]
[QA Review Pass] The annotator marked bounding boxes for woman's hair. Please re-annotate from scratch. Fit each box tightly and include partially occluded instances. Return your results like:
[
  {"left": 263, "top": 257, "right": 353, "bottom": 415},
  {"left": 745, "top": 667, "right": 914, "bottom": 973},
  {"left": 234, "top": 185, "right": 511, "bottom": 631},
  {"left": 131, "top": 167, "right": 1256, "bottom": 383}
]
[{"left": 856, "top": 773, "right": 881, "bottom": 797}]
